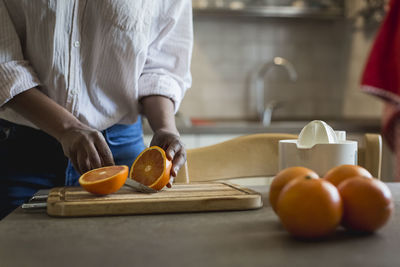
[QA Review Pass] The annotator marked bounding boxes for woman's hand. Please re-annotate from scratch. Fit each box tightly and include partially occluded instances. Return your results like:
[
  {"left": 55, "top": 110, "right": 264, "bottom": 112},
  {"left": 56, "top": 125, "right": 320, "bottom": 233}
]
[
  {"left": 140, "top": 95, "right": 187, "bottom": 188},
  {"left": 58, "top": 125, "right": 115, "bottom": 175},
  {"left": 150, "top": 129, "right": 186, "bottom": 179}
]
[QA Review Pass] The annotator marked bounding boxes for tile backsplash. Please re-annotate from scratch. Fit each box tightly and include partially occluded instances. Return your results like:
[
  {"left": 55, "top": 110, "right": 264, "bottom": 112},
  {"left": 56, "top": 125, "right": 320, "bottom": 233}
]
[{"left": 179, "top": 5, "right": 383, "bottom": 121}]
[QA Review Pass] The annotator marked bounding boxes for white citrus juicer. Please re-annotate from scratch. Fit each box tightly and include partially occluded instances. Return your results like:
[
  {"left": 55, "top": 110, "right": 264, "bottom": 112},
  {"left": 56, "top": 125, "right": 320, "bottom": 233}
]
[{"left": 278, "top": 120, "right": 358, "bottom": 176}]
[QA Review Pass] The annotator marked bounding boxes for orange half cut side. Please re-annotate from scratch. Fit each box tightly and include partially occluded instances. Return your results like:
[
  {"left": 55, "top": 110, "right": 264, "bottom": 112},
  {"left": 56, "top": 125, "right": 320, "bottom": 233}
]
[
  {"left": 79, "top": 165, "right": 129, "bottom": 195},
  {"left": 129, "top": 146, "right": 172, "bottom": 191}
]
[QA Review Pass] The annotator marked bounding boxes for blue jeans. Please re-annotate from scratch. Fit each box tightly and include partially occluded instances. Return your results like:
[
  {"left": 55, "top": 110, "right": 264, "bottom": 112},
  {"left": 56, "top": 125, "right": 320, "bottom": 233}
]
[{"left": 0, "top": 118, "right": 146, "bottom": 219}]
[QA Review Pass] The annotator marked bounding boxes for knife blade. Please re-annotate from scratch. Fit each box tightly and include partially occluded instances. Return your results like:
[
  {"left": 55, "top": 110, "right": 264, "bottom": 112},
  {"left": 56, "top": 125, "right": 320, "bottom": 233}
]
[{"left": 124, "top": 178, "right": 159, "bottom": 193}]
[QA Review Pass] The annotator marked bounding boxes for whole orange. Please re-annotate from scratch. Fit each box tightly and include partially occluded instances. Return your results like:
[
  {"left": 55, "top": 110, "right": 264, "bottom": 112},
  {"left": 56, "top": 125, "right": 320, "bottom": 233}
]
[
  {"left": 324, "top": 164, "right": 372, "bottom": 187},
  {"left": 276, "top": 175, "right": 343, "bottom": 239},
  {"left": 337, "top": 176, "right": 394, "bottom": 232},
  {"left": 269, "top": 166, "right": 318, "bottom": 213}
]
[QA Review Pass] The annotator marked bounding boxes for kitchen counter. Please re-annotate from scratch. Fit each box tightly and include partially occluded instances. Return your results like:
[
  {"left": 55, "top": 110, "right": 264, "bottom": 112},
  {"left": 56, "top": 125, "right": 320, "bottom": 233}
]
[
  {"left": 1, "top": 183, "right": 399, "bottom": 267},
  {"left": 143, "top": 118, "right": 381, "bottom": 135}
]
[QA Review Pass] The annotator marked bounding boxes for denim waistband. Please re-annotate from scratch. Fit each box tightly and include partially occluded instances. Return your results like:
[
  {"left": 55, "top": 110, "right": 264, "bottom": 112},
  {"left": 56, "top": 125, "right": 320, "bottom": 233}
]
[{"left": 102, "top": 117, "right": 143, "bottom": 136}]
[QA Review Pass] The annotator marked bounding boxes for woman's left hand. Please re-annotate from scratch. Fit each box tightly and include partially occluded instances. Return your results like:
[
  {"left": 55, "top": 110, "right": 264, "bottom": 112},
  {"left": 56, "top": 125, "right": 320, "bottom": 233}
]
[{"left": 150, "top": 129, "right": 186, "bottom": 187}]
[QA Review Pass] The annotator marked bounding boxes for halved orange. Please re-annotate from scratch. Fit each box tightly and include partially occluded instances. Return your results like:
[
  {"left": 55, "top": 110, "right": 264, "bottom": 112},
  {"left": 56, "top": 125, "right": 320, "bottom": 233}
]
[
  {"left": 79, "top": 165, "right": 128, "bottom": 195},
  {"left": 129, "top": 146, "right": 172, "bottom": 191}
]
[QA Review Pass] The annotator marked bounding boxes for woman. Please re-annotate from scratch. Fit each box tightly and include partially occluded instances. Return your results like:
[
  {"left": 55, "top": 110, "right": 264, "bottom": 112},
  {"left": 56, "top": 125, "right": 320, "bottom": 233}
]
[
  {"left": 361, "top": 0, "right": 400, "bottom": 180},
  {"left": 0, "top": 0, "right": 193, "bottom": 218}
]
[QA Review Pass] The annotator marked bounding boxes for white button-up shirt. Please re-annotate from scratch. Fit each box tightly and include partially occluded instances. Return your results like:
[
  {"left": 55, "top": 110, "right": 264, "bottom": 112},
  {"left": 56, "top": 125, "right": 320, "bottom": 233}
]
[{"left": 0, "top": 0, "right": 193, "bottom": 130}]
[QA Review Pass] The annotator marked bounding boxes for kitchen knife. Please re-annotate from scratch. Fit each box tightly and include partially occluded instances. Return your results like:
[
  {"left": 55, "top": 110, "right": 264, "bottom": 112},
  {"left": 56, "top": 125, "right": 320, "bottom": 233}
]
[
  {"left": 21, "top": 178, "right": 159, "bottom": 210},
  {"left": 124, "top": 178, "right": 159, "bottom": 193}
]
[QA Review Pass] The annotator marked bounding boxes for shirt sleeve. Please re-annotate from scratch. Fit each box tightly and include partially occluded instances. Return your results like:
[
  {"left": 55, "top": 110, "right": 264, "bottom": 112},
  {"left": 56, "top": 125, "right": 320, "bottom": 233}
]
[
  {"left": 138, "top": 0, "right": 193, "bottom": 113},
  {"left": 0, "top": 0, "right": 40, "bottom": 107}
]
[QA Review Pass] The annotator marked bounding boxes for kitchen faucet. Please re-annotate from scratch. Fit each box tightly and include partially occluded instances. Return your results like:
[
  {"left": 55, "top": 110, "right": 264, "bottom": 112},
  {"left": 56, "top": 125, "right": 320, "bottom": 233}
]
[{"left": 250, "top": 56, "right": 297, "bottom": 126}]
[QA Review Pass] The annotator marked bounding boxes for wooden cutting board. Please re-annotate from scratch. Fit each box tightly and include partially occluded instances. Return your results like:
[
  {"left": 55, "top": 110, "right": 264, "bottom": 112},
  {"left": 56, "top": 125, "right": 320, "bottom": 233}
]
[{"left": 47, "top": 182, "right": 263, "bottom": 217}]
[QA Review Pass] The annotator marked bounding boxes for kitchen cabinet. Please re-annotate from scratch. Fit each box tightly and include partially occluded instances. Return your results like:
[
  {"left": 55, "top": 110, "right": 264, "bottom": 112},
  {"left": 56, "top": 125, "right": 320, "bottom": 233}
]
[
  {"left": 143, "top": 118, "right": 395, "bottom": 182},
  {"left": 145, "top": 131, "right": 394, "bottom": 184}
]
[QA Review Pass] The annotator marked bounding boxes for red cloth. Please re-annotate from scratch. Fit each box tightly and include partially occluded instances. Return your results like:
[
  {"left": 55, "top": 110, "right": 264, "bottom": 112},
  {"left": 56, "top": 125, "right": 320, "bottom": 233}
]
[{"left": 361, "top": 0, "right": 400, "bottom": 179}]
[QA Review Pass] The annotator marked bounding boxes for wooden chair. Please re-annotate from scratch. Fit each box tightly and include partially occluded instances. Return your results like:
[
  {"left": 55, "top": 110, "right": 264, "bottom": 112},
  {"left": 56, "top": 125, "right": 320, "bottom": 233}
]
[
  {"left": 357, "top": 133, "right": 382, "bottom": 179},
  {"left": 175, "top": 133, "right": 383, "bottom": 183}
]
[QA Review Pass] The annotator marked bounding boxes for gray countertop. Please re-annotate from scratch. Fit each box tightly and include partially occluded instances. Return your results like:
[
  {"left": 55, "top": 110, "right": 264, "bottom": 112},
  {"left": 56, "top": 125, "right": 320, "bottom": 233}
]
[{"left": 1, "top": 183, "right": 400, "bottom": 267}]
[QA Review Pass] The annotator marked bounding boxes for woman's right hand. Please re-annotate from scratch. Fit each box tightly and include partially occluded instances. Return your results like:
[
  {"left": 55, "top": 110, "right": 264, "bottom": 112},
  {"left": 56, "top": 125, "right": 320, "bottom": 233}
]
[{"left": 58, "top": 126, "right": 115, "bottom": 174}]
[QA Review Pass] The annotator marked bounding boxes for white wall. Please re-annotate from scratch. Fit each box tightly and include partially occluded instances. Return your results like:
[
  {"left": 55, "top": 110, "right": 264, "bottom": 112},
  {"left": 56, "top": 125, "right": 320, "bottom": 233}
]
[{"left": 180, "top": 3, "right": 383, "bottom": 121}]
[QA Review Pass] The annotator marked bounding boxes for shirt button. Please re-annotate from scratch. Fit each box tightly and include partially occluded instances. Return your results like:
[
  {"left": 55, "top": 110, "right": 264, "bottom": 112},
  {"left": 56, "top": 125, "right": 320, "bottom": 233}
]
[{"left": 73, "top": 41, "right": 80, "bottom": 48}]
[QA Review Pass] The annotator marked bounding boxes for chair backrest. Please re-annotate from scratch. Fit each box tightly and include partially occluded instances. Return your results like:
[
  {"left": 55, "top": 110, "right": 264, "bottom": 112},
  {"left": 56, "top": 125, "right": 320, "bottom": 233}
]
[
  {"left": 357, "top": 133, "right": 382, "bottom": 179},
  {"left": 175, "top": 132, "right": 383, "bottom": 183},
  {"left": 175, "top": 133, "right": 297, "bottom": 183}
]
